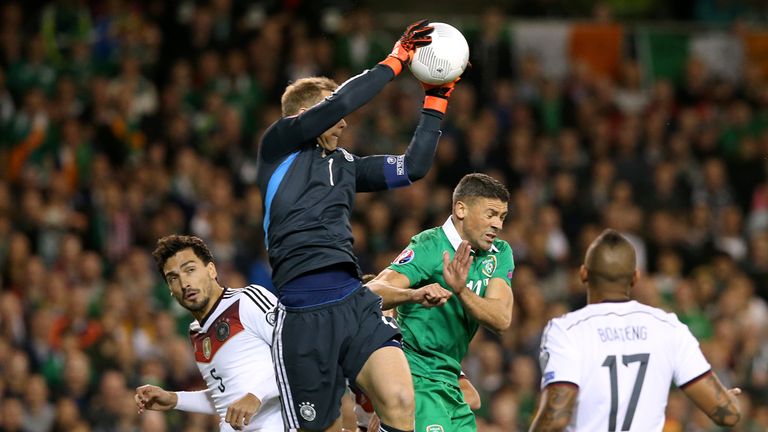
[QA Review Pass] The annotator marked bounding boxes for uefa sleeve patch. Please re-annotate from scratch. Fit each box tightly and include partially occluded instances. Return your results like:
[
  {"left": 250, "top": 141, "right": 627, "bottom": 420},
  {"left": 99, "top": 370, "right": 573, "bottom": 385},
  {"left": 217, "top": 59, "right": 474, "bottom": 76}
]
[
  {"left": 543, "top": 371, "right": 555, "bottom": 384},
  {"left": 392, "top": 249, "right": 415, "bottom": 265}
]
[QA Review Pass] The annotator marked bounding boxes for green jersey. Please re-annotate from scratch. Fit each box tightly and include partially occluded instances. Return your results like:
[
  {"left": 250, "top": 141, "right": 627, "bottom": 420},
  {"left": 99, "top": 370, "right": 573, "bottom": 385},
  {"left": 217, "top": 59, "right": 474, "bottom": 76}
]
[{"left": 388, "top": 217, "right": 515, "bottom": 385}]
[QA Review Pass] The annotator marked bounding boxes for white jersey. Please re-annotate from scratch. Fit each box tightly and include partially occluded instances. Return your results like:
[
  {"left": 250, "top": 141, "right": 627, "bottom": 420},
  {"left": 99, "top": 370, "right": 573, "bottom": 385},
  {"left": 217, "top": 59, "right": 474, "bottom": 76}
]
[
  {"left": 188, "top": 285, "right": 283, "bottom": 431},
  {"left": 539, "top": 300, "right": 711, "bottom": 432}
]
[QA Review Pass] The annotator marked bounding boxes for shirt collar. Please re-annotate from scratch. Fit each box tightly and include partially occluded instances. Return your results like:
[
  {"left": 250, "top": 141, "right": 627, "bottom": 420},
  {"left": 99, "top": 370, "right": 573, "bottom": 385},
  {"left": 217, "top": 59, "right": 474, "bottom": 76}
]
[{"left": 441, "top": 216, "right": 499, "bottom": 253}]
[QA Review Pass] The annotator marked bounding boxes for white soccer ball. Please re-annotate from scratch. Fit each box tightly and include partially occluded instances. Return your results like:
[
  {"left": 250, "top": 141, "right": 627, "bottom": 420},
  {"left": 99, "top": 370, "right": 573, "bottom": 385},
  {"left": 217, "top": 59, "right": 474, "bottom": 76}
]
[{"left": 409, "top": 22, "right": 470, "bottom": 85}]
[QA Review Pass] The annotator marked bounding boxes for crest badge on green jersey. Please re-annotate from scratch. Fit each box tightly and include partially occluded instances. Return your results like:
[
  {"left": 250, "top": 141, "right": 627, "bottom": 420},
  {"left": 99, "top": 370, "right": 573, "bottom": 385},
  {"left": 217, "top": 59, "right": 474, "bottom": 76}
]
[
  {"left": 481, "top": 255, "right": 497, "bottom": 277},
  {"left": 426, "top": 425, "right": 444, "bottom": 432}
]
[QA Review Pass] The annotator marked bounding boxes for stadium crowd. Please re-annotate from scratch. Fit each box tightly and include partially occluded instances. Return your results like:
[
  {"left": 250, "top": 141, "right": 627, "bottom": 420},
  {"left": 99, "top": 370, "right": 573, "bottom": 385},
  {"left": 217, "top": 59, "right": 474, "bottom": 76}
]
[{"left": 0, "top": 1, "right": 767, "bottom": 431}]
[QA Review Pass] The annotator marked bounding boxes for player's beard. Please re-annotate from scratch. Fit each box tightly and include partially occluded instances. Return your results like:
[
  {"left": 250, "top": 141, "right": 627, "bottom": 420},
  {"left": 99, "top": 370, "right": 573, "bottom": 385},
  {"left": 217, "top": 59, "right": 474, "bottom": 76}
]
[{"left": 181, "top": 289, "right": 209, "bottom": 312}]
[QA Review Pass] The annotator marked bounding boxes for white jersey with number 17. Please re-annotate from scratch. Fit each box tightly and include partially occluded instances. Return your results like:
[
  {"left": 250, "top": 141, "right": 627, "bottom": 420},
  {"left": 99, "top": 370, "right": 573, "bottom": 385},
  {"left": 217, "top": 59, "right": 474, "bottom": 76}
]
[{"left": 539, "top": 300, "right": 711, "bottom": 432}]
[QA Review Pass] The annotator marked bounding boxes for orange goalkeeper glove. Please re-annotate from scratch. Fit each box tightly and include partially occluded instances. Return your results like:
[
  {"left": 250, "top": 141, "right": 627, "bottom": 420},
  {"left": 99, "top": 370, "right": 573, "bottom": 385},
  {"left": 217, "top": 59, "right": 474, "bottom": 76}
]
[
  {"left": 380, "top": 19, "right": 433, "bottom": 77},
  {"left": 421, "top": 77, "right": 460, "bottom": 114}
]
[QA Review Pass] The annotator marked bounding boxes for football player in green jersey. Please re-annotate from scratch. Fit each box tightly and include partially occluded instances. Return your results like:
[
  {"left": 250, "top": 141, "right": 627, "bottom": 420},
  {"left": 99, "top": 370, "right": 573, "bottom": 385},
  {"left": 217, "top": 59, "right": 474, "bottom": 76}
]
[{"left": 367, "top": 173, "right": 514, "bottom": 432}]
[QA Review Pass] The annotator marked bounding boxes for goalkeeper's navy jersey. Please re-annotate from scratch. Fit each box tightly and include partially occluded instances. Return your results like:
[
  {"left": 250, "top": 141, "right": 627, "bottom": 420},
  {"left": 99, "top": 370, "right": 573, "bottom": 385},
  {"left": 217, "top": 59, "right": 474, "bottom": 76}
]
[{"left": 256, "top": 64, "right": 444, "bottom": 293}]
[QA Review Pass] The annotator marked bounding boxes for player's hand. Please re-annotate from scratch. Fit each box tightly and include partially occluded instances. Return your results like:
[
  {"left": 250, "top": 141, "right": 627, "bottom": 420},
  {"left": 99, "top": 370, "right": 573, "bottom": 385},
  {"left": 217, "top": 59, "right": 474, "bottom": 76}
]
[
  {"left": 422, "top": 77, "right": 460, "bottom": 114},
  {"left": 422, "top": 77, "right": 460, "bottom": 99},
  {"left": 443, "top": 240, "right": 473, "bottom": 294},
  {"left": 135, "top": 385, "right": 177, "bottom": 413},
  {"left": 411, "top": 283, "right": 452, "bottom": 307},
  {"left": 225, "top": 393, "right": 262, "bottom": 430},
  {"left": 380, "top": 19, "right": 433, "bottom": 76}
]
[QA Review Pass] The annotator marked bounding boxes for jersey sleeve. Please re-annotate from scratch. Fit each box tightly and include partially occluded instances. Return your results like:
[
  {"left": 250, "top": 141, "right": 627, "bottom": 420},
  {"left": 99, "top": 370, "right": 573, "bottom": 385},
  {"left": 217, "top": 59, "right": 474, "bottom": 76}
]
[
  {"left": 174, "top": 390, "right": 217, "bottom": 414},
  {"left": 387, "top": 234, "right": 442, "bottom": 287},
  {"left": 353, "top": 111, "right": 443, "bottom": 192},
  {"left": 259, "top": 65, "right": 395, "bottom": 161},
  {"left": 539, "top": 319, "right": 581, "bottom": 389},
  {"left": 239, "top": 286, "right": 277, "bottom": 346},
  {"left": 672, "top": 319, "right": 711, "bottom": 387},
  {"left": 490, "top": 242, "right": 515, "bottom": 288}
]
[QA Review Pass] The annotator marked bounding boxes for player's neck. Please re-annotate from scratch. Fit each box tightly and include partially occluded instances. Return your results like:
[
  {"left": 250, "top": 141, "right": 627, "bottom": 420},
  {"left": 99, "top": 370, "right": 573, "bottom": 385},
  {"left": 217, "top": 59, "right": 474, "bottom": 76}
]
[
  {"left": 191, "top": 285, "right": 225, "bottom": 322},
  {"left": 588, "top": 289, "right": 630, "bottom": 304}
]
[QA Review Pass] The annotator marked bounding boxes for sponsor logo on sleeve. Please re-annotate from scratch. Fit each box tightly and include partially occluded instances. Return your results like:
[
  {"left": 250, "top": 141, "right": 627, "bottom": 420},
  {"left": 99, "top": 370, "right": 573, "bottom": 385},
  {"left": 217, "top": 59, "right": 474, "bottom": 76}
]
[
  {"left": 265, "top": 310, "right": 276, "bottom": 326},
  {"left": 396, "top": 155, "right": 405, "bottom": 176},
  {"left": 392, "top": 248, "right": 415, "bottom": 265},
  {"left": 543, "top": 371, "right": 555, "bottom": 384},
  {"left": 507, "top": 268, "right": 514, "bottom": 281},
  {"left": 340, "top": 148, "right": 354, "bottom": 162}
]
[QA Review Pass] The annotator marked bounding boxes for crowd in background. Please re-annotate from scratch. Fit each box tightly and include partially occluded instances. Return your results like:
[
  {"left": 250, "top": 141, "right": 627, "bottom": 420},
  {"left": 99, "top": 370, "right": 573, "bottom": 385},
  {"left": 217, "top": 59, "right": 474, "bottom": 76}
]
[{"left": 1, "top": 1, "right": 768, "bottom": 431}]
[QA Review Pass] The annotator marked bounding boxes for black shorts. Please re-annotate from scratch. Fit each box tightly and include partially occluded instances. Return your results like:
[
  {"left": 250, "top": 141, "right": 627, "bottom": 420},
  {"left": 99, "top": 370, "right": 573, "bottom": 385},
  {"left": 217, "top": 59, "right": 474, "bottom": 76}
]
[{"left": 272, "top": 285, "right": 401, "bottom": 431}]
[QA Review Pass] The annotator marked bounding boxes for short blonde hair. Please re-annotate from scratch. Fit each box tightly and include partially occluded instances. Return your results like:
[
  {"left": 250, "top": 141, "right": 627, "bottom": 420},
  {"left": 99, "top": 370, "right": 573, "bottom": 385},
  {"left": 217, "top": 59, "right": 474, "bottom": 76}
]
[{"left": 281, "top": 77, "right": 339, "bottom": 116}]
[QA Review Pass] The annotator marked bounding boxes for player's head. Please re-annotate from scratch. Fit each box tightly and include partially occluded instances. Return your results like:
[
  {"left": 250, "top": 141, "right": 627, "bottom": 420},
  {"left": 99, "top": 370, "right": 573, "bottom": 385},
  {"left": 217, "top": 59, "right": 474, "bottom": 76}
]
[
  {"left": 152, "top": 235, "right": 220, "bottom": 315},
  {"left": 452, "top": 173, "right": 510, "bottom": 251},
  {"left": 281, "top": 77, "right": 346, "bottom": 152},
  {"left": 580, "top": 229, "right": 638, "bottom": 300}
]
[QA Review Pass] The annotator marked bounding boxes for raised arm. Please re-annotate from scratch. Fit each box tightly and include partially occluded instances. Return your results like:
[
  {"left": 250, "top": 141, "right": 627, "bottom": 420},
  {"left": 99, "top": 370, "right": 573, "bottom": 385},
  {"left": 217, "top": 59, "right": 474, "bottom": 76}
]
[
  {"left": 681, "top": 371, "right": 741, "bottom": 427},
  {"left": 443, "top": 241, "right": 514, "bottom": 333},
  {"left": 528, "top": 383, "right": 579, "bottom": 432},
  {"left": 261, "top": 20, "right": 435, "bottom": 161}
]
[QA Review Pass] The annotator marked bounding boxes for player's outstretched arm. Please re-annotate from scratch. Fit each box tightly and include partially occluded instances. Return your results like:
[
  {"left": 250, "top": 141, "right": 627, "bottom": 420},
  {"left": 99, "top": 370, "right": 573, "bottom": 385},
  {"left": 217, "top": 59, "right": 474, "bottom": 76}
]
[
  {"left": 443, "top": 241, "right": 513, "bottom": 332},
  {"left": 263, "top": 20, "right": 434, "bottom": 162},
  {"left": 681, "top": 371, "right": 741, "bottom": 427},
  {"left": 135, "top": 385, "right": 177, "bottom": 413},
  {"left": 136, "top": 385, "right": 217, "bottom": 415},
  {"left": 368, "top": 269, "right": 452, "bottom": 310},
  {"left": 225, "top": 393, "right": 263, "bottom": 430},
  {"left": 528, "top": 383, "right": 578, "bottom": 432}
]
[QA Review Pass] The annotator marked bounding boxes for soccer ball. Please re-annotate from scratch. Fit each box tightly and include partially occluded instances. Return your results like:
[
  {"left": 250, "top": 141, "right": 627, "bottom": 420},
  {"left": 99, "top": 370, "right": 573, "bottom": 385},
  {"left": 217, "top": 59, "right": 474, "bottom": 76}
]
[{"left": 409, "top": 22, "right": 470, "bottom": 85}]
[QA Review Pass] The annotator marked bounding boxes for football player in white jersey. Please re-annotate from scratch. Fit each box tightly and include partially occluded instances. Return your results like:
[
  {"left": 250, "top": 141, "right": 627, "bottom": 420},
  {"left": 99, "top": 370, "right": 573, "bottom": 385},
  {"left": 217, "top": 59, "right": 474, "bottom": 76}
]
[
  {"left": 134, "top": 235, "right": 283, "bottom": 431},
  {"left": 529, "top": 229, "right": 741, "bottom": 432}
]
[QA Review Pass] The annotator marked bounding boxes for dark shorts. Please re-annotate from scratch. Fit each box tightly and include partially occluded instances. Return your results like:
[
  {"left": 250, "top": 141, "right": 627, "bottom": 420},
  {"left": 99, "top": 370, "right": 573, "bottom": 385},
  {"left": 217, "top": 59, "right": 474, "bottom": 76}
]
[{"left": 272, "top": 285, "right": 401, "bottom": 431}]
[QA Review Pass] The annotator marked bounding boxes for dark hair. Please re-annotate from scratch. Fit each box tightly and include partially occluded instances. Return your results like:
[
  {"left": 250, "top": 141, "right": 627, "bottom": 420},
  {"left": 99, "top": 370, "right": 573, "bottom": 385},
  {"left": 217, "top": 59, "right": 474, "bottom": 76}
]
[
  {"left": 152, "top": 235, "right": 214, "bottom": 278},
  {"left": 281, "top": 77, "right": 339, "bottom": 116},
  {"left": 452, "top": 173, "right": 510, "bottom": 206},
  {"left": 585, "top": 229, "right": 636, "bottom": 286}
]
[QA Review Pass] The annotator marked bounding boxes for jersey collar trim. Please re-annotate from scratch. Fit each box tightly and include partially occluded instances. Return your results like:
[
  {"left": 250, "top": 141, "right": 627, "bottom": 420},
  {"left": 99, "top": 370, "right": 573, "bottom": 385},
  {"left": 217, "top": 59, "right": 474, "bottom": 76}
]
[
  {"left": 197, "top": 287, "right": 228, "bottom": 329},
  {"left": 440, "top": 217, "right": 499, "bottom": 253}
]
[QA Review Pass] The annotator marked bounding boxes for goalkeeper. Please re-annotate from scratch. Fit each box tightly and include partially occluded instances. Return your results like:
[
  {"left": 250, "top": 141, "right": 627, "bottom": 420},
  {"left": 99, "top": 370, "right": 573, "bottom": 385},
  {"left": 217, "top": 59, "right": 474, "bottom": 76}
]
[
  {"left": 257, "top": 20, "right": 460, "bottom": 432},
  {"left": 367, "top": 173, "right": 515, "bottom": 432}
]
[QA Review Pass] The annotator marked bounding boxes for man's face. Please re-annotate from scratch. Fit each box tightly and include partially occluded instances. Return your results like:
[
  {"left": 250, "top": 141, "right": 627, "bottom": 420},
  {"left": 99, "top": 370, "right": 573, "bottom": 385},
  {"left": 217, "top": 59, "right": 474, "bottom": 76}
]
[
  {"left": 457, "top": 198, "right": 508, "bottom": 251},
  {"left": 163, "top": 248, "right": 217, "bottom": 313},
  {"left": 313, "top": 90, "right": 346, "bottom": 152}
]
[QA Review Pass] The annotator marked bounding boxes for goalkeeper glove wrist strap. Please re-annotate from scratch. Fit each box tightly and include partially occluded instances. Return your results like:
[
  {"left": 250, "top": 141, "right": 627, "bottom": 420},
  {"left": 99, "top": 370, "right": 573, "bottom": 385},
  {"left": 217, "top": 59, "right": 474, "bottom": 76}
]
[
  {"left": 379, "top": 57, "right": 403, "bottom": 77},
  {"left": 423, "top": 95, "right": 448, "bottom": 114}
]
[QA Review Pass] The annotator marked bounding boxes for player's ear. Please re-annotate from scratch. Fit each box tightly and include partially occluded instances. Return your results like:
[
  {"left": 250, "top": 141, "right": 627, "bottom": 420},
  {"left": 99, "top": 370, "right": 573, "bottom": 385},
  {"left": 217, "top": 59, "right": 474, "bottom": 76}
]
[
  {"left": 579, "top": 265, "right": 588, "bottom": 284},
  {"left": 455, "top": 201, "right": 467, "bottom": 219},
  {"left": 630, "top": 269, "right": 639, "bottom": 287},
  {"left": 207, "top": 262, "right": 218, "bottom": 280}
]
